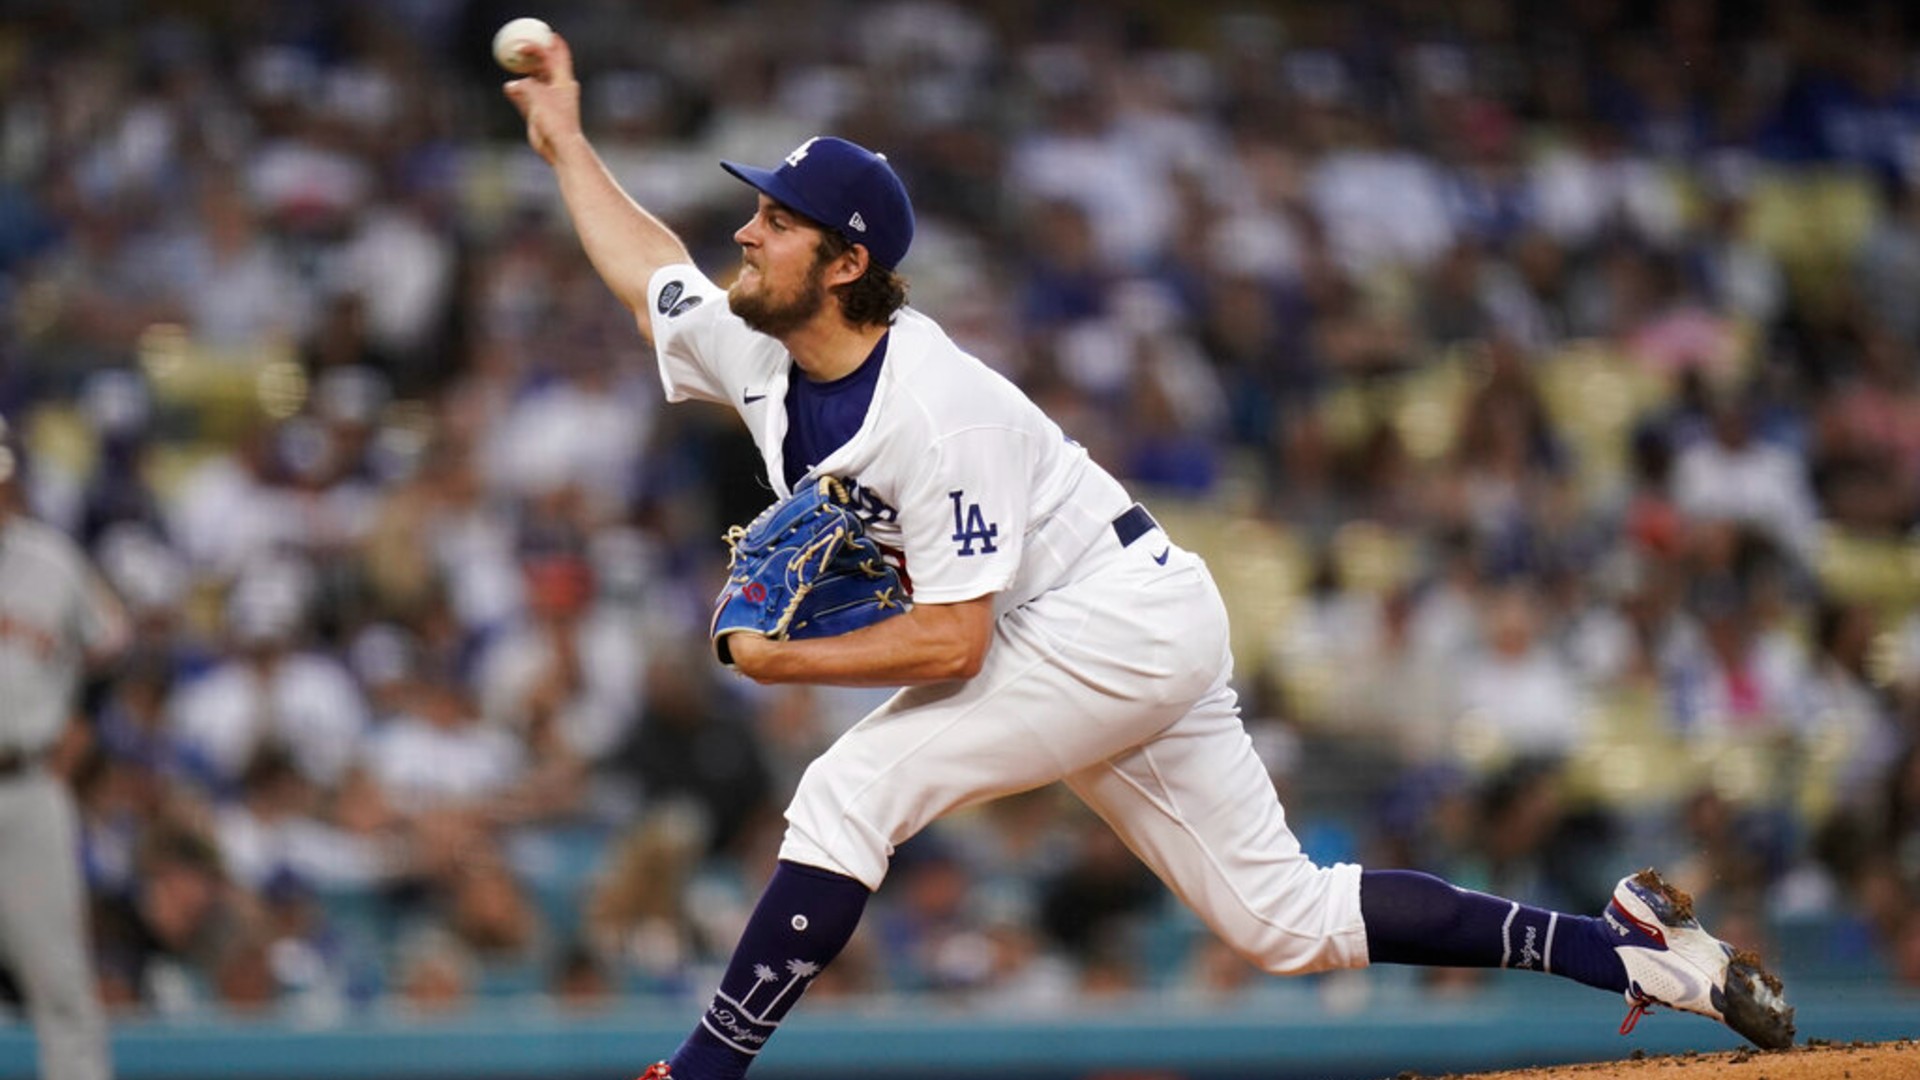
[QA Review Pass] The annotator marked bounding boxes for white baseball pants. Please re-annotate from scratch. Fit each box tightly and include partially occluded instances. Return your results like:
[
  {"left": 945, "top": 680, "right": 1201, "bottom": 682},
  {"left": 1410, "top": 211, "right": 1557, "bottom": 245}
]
[{"left": 780, "top": 530, "right": 1370, "bottom": 976}]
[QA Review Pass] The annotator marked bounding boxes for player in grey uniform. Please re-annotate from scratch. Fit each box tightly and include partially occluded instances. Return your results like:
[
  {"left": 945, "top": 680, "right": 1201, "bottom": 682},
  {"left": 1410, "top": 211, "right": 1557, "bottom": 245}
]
[
  {"left": 503, "top": 34, "right": 1793, "bottom": 1080},
  {"left": 0, "top": 420, "right": 127, "bottom": 1080}
]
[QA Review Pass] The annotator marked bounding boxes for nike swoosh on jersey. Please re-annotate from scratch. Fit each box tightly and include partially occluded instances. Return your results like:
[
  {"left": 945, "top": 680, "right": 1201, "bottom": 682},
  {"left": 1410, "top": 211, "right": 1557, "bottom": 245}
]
[
  {"left": 1152, "top": 547, "right": 1170, "bottom": 565},
  {"left": 744, "top": 392, "right": 767, "bottom": 404}
]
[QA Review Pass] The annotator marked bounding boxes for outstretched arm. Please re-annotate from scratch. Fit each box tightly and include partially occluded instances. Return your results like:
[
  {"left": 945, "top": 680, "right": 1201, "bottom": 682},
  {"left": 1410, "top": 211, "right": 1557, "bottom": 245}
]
[{"left": 502, "top": 32, "right": 692, "bottom": 345}]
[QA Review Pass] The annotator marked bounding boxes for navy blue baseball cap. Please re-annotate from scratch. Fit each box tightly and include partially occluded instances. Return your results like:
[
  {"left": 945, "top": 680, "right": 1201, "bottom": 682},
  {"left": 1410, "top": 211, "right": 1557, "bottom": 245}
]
[{"left": 722, "top": 136, "right": 915, "bottom": 270}]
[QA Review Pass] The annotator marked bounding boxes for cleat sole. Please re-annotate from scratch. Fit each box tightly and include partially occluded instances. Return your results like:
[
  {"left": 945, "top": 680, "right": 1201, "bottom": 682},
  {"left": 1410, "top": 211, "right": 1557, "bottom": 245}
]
[{"left": 1723, "top": 953, "right": 1796, "bottom": 1050}]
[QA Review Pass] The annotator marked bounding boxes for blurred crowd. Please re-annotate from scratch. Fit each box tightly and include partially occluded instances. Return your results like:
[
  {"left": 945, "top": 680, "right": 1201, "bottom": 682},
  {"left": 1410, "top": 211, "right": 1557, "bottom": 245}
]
[{"left": 4, "top": 0, "right": 1920, "bottom": 1025}]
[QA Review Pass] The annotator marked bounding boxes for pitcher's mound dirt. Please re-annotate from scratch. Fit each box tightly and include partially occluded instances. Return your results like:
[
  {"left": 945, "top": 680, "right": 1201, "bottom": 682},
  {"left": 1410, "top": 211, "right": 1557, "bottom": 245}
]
[{"left": 1405, "top": 1039, "right": 1919, "bottom": 1080}]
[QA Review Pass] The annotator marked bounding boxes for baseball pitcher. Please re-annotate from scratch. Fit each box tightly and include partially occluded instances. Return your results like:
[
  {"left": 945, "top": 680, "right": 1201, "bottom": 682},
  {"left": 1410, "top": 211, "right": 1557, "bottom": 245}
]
[{"left": 503, "top": 32, "right": 1794, "bottom": 1080}]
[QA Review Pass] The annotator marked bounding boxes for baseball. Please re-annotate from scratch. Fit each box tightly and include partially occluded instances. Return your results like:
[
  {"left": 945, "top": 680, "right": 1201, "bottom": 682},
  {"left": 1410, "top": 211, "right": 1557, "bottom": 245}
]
[{"left": 492, "top": 17, "right": 555, "bottom": 74}]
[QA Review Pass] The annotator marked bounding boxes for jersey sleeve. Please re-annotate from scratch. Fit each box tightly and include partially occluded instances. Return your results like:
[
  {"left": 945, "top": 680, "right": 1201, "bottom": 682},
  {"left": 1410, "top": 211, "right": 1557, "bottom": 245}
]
[
  {"left": 75, "top": 570, "right": 130, "bottom": 659},
  {"left": 896, "top": 427, "right": 1032, "bottom": 604},
  {"left": 51, "top": 540, "right": 128, "bottom": 659},
  {"left": 645, "top": 265, "right": 735, "bottom": 405}
]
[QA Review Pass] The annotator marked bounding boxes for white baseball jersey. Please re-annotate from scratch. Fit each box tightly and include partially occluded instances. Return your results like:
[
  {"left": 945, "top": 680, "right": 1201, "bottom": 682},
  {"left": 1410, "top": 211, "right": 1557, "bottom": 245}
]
[
  {"left": 0, "top": 516, "right": 128, "bottom": 756},
  {"left": 647, "top": 266, "right": 1135, "bottom": 615},
  {"left": 644, "top": 265, "right": 1368, "bottom": 977}
]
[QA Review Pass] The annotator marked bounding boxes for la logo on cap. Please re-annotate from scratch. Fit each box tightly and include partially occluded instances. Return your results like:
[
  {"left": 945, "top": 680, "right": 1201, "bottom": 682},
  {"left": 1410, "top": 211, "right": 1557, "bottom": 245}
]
[{"left": 784, "top": 137, "right": 819, "bottom": 168}]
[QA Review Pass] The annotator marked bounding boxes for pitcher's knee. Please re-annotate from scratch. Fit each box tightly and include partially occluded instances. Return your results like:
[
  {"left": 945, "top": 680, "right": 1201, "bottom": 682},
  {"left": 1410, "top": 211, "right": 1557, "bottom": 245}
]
[
  {"left": 1216, "top": 860, "right": 1371, "bottom": 976},
  {"left": 1240, "top": 931, "right": 1367, "bottom": 976},
  {"left": 777, "top": 823, "right": 888, "bottom": 890},
  {"left": 779, "top": 764, "right": 894, "bottom": 891}
]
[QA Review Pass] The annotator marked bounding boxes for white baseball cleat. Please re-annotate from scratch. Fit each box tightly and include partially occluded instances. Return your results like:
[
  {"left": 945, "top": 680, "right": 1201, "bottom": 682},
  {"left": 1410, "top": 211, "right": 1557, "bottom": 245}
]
[{"left": 1604, "top": 868, "right": 1795, "bottom": 1050}]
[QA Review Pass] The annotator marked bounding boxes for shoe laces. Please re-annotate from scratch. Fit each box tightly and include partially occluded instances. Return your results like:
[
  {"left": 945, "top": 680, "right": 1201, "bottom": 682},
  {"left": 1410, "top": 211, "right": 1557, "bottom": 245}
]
[{"left": 1619, "top": 996, "right": 1654, "bottom": 1036}]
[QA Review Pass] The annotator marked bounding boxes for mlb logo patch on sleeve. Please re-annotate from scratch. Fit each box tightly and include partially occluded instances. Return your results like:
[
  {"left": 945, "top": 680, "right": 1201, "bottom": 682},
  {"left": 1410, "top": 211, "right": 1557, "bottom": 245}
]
[{"left": 657, "top": 280, "right": 685, "bottom": 314}]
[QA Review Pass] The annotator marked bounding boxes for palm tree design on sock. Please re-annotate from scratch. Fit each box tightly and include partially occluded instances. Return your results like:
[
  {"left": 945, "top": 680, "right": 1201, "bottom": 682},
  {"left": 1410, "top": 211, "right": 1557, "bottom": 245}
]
[
  {"left": 760, "top": 959, "right": 821, "bottom": 1019},
  {"left": 738, "top": 964, "right": 780, "bottom": 1014}
]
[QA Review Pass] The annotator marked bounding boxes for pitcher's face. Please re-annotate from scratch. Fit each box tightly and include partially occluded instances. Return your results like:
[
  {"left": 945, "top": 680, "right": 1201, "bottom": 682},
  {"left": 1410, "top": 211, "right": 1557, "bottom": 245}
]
[{"left": 729, "top": 196, "right": 832, "bottom": 337}]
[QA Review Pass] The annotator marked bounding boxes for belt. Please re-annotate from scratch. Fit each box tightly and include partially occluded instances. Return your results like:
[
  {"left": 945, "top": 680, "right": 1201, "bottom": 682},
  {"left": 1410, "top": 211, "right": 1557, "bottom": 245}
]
[
  {"left": 0, "top": 747, "right": 44, "bottom": 779},
  {"left": 1111, "top": 503, "right": 1160, "bottom": 547}
]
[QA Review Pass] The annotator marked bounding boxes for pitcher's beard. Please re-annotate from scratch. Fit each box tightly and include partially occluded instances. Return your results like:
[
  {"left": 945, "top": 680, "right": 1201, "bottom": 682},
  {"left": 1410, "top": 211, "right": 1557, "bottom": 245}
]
[{"left": 730, "top": 266, "right": 831, "bottom": 338}]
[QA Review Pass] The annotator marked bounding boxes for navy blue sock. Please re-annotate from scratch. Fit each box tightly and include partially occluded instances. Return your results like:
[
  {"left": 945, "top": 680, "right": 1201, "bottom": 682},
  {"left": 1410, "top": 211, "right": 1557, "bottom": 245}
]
[
  {"left": 1359, "top": 869, "right": 1626, "bottom": 992},
  {"left": 669, "top": 860, "right": 870, "bottom": 1080}
]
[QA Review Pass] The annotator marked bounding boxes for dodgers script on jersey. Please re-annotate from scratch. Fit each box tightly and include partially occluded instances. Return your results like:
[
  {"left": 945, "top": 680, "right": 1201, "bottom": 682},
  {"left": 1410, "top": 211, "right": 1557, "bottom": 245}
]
[{"left": 646, "top": 265, "right": 1135, "bottom": 613}]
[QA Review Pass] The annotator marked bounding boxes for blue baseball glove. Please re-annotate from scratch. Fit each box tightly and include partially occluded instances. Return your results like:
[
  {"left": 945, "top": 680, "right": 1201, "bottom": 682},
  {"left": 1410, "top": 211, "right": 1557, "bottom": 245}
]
[{"left": 710, "top": 476, "right": 909, "bottom": 666}]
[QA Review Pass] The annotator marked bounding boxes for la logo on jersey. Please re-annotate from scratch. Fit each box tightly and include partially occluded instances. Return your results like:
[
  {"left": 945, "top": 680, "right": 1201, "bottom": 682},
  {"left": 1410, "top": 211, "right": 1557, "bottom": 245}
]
[{"left": 948, "top": 490, "right": 999, "bottom": 556}]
